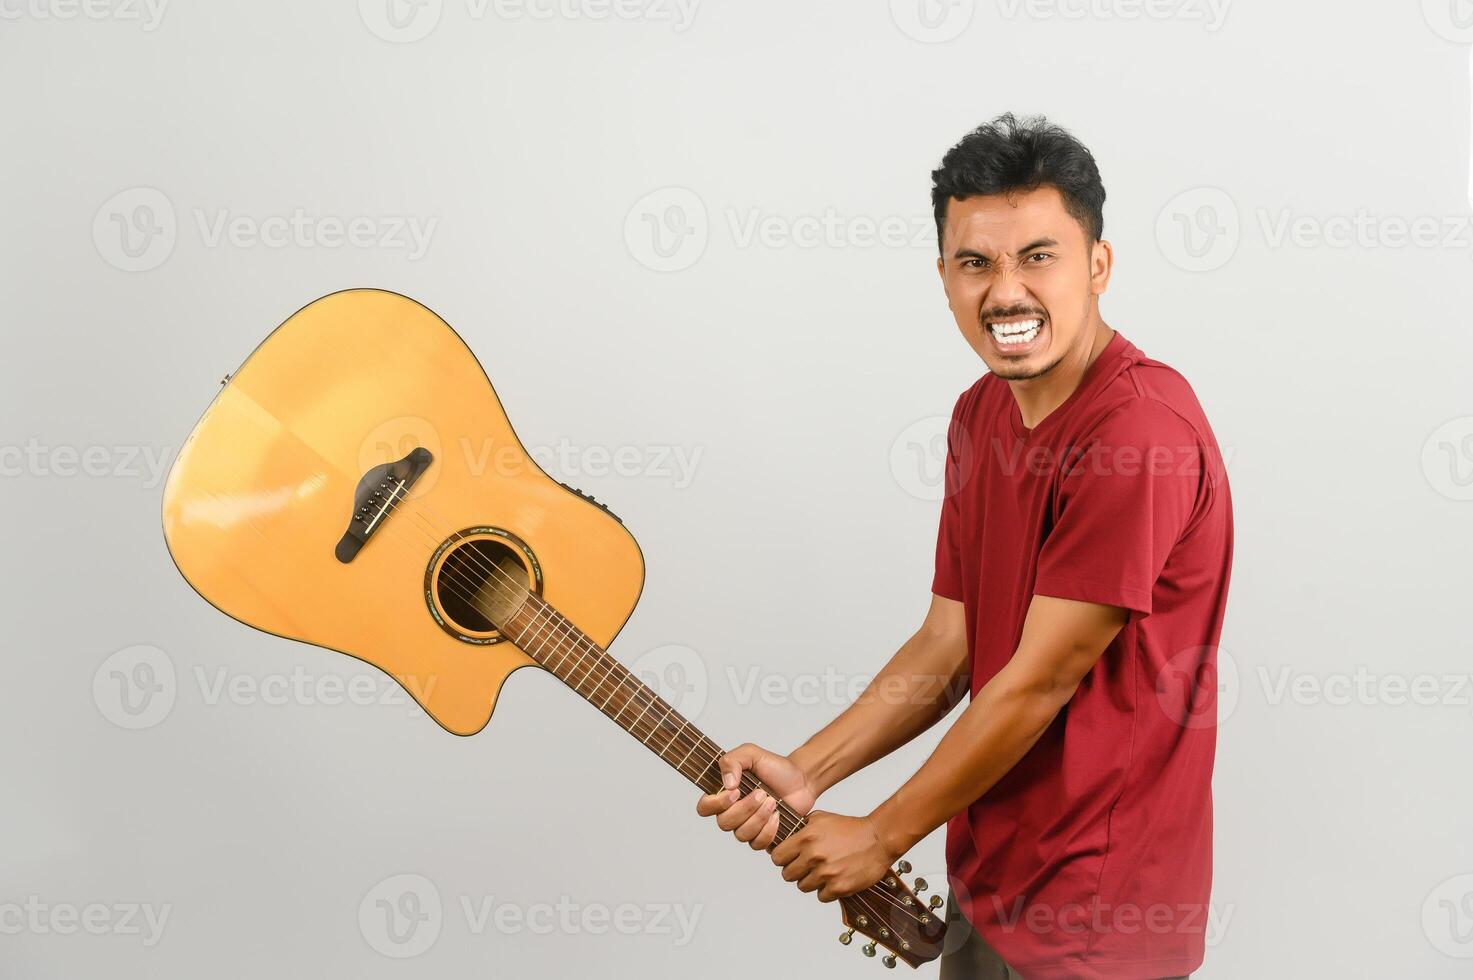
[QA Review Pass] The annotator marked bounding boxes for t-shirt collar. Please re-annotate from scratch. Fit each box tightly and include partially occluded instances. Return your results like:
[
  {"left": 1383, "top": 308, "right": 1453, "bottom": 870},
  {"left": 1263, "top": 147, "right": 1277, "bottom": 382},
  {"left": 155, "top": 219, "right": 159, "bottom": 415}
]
[{"left": 1007, "top": 329, "right": 1135, "bottom": 439}]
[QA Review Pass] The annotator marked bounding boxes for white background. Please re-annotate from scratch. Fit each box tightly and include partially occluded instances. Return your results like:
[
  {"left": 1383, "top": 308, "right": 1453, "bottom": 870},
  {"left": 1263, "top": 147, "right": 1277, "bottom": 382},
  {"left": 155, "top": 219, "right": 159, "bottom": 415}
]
[{"left": 3, "top": 1, "right": 1473, "bottom": 977}]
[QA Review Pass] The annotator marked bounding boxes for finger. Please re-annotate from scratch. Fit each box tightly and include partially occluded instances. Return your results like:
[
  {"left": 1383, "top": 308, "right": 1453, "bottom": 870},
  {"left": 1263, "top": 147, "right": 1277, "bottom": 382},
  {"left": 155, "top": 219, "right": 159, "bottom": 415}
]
[
  {"left": 732, "top": 793, "right": 778, "bottom": 843},
  {"left": 780, "top": 850, "right": 818, "bottom": 882},
  {"left": 694, "top": 787, "right": 741, "bottom": 817},
  {"left": 828, "top": 875, "right": 865, "bottom": 902},
  {"left": 770, "top": 826, "right": 808, "bottom": 867},
  {"left": 715, "top": 787, "right": 768, "bottom": 833},
  {"left": 795, "top": 868, "right": 826, "bottom": 894},
  {"left": 748, "top": 809, "right": 781, "bottom": 851}
]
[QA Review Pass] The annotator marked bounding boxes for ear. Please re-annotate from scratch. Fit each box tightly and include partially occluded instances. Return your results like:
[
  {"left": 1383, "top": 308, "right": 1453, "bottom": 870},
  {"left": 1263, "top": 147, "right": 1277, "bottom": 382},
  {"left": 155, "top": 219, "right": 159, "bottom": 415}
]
[
  {"left": 1089, "top": 239, "right": 1114, "bottom": 297},
  {"left": 936, "top": 255, "right": 949, "bottom": 303}
]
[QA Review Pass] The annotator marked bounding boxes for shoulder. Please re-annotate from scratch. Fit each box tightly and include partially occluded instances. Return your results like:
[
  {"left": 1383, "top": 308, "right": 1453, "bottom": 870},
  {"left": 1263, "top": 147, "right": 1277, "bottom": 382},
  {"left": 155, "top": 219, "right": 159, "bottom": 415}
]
[
  {"left": 948, "top": 372, "right": 1004, "bottom": 426},
  {"left": 1090, "top": 345, "right": 1216, "bottom": 446},
  {"left": 1090, "top": 393, "right": 1199, "bottom": 447},
  {"left": 1123, "top": 349, "right": 1213, "bottom": 425},
  {"left": 948, "top": 374, "right": 988, "bottom": 417},
  {"left": 1081, "top": 356, "right": 1226, "bottom": 492}
]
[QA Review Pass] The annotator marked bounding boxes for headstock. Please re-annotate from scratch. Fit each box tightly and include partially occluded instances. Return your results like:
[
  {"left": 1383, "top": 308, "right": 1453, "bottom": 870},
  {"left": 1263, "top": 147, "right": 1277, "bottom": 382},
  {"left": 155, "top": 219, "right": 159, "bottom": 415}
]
[{"left": 836, "top": 861, "right": 946, "bottom": 969}]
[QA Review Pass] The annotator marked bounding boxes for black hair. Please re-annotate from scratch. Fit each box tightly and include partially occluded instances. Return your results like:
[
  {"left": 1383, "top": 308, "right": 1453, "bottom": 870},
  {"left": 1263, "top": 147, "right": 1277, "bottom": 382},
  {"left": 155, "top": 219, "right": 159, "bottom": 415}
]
[{"left": 930, "top": 112, "right": 1105, "bottom": 253}]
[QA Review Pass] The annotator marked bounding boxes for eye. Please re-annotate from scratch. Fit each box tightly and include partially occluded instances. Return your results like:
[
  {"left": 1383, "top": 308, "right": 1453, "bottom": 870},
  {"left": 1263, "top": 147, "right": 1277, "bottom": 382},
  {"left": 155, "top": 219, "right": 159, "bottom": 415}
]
[
  {"left": 1027, "top": 252, "right": 1052, "bottom": 262},
  {"left": 962, "top": 257, "right": 989, "bottom": 269}
]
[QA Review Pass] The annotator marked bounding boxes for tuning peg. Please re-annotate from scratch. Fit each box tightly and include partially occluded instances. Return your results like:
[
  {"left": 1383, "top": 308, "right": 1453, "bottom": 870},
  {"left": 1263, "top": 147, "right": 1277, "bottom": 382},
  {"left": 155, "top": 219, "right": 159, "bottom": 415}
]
[
  {"left": 896, "top": 860, "right": 912, "bottom": 874},
  {"left": 862, "top": 942, "right": 877, "bottom": 958},
  {"left": 839, "top": 929, "right": 854, "bottom": 945},
  {"left": 929, "top": 894, "right": 943, "bottom": 909},
  {"left": 913, "top": 877, "right": 928, "bottom": 893},
  {"left": 883, "top": 954, "right": 897, "bottom": 968}
]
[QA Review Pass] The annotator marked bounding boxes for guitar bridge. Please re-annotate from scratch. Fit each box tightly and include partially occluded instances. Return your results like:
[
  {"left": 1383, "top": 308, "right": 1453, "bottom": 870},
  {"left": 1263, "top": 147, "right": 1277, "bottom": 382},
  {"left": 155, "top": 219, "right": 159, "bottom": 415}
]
[{"left": 335, "top": 447, "right": 434, "bottom": 563}]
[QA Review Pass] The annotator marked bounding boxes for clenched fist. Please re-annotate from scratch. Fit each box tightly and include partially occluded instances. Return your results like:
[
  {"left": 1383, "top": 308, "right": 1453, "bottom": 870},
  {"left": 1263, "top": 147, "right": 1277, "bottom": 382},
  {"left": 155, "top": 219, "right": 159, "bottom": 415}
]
[{"left": 695, "top": 742, "right": 817, "bottom": 850}]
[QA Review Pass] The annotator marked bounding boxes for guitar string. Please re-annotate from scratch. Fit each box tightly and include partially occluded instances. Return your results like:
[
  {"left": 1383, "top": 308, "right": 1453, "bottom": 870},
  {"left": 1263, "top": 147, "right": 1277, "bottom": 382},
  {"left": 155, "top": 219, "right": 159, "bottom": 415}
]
[
  {"left": 422, "top": 550, "right": 927, "bottom": 942},
  {"left": 379, "top": 510, "right": 749, "bottom": 808},
  {"left": 400, "top": 503, "right": 806, "bottom": 818},
  {"left": 379, "top": 497, "right": 932, "bottom": 933},
  {"left": 356, "top": 486, "right": 929, "bottom": 936},
  {"left": 400, "top": 513, "right": 820, "bottom": 841},
  {"left": 378, "top": 488, "right": 756, "bottom": 789},
  {"left": 360, "top": 489, "right": 931, "bottom": 932},
  {"left": 362, "top": 497, "right": 810, "bottom": 836}
]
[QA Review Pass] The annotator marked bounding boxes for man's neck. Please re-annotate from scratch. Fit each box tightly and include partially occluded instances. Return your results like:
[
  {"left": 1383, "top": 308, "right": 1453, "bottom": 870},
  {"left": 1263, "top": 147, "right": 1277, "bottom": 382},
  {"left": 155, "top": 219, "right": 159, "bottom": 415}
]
[{"left": 1008, "top": 320, "right": 1115, "bottom": 430}]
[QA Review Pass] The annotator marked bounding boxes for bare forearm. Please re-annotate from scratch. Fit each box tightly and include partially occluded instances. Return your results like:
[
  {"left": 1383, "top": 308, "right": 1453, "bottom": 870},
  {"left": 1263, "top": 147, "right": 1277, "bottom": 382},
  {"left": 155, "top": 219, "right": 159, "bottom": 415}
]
[
  {"left": 790, "top": 624, "right": 968, "bottom": 797},
  {"left": 868, "top": 663, "right": 1068, "bottom": 856},
  {"left": 866, "top": 596, "right": 1128, "bottom": 857}
]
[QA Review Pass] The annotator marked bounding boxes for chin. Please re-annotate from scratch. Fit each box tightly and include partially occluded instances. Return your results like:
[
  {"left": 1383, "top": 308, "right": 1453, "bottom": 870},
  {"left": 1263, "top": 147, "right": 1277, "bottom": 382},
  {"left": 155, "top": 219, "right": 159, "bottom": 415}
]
[{"left": 977, "top": 342, "right": 1046, "bottom": 379}]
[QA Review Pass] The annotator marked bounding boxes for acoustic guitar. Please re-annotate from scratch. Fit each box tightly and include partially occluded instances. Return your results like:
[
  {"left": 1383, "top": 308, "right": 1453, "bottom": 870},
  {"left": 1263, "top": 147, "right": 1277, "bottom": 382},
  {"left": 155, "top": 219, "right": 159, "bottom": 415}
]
[{"left": 160, "top": 288, "right": 947, "bottom": 969}]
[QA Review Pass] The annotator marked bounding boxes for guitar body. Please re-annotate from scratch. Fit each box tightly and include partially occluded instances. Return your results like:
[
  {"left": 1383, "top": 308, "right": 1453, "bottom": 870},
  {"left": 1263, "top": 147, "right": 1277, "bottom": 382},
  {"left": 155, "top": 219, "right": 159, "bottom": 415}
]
[
  {"left": 163, "top": 288, "right": 946, "bottom": 967},
  {"left": 161, "top": 288, "right": 645, "bottom": 736}
]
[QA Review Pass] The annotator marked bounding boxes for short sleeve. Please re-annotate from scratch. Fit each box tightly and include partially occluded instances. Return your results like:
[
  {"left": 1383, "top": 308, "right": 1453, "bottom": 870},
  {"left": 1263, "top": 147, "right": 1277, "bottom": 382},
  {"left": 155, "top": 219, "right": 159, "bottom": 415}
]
[
  {"left": 1033, "top": 399, "right": 1203, "bottom": 616},
  {"left": 931, "top": 393, "right": 971, "bottom": 601}
]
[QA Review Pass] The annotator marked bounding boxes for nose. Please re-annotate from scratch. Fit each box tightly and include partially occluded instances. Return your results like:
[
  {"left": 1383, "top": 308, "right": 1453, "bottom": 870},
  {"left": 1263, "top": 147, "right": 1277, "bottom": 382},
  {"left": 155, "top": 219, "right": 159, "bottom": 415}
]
[{"left": 987, "top": 265, "right": 1033, "bottom": 309}]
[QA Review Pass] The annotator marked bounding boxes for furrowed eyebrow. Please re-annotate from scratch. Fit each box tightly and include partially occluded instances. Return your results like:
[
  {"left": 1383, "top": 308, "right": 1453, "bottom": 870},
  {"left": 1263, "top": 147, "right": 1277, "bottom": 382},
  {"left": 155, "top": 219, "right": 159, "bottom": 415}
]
[{"left": 950, "top": 237, "right": 1060, "bottom": 262}]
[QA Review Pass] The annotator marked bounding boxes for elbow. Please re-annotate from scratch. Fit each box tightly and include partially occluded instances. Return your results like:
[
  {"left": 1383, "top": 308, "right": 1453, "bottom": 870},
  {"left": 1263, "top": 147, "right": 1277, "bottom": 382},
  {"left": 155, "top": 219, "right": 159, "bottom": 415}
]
[{"left": 994, "top": 666, "right": 1083, "bottom": 726}]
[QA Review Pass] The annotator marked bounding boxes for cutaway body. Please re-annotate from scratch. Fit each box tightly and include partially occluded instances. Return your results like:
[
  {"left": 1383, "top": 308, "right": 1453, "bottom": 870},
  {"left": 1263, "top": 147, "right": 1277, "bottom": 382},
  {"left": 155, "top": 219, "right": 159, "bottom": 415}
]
[{"left": 161, "top": 288, "right": 645, "bottom": 735}]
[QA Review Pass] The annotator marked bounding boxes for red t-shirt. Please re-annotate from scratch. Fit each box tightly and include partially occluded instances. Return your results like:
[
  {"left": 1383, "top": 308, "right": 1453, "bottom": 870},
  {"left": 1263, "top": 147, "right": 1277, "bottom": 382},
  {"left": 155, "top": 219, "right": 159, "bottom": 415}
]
[{"left": 933, "top": 330, "right": 1233, "bottom": 980}]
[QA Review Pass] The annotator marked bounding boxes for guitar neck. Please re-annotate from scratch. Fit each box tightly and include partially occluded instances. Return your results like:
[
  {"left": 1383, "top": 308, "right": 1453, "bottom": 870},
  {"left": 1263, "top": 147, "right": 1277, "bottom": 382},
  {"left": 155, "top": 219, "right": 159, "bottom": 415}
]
[
  {"left": 501, "top": 594, "right": 808, "bottom": 844},
  {"left": 501, "top": 594, "right": 939, "bottom": 965}
]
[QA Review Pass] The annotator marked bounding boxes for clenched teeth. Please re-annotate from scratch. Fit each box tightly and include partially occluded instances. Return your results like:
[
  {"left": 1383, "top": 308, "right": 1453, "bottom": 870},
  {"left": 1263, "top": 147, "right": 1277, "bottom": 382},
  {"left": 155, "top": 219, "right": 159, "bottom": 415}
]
[{"left": 988, "top": 318, "right": 1042, "bottom": 345}]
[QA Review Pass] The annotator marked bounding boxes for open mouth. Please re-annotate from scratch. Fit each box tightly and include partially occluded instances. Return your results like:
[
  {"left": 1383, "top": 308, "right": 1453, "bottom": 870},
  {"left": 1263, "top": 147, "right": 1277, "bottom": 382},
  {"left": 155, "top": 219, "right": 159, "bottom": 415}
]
[{"left": 986, "top": 316, "right": 1045, "bottom": 352}]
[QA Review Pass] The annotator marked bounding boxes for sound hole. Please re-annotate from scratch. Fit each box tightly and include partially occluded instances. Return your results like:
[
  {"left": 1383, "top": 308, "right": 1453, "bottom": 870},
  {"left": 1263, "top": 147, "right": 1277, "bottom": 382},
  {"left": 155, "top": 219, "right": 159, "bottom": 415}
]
[{"left": 429, "top": 533, "right": 538, "bottom": 643}]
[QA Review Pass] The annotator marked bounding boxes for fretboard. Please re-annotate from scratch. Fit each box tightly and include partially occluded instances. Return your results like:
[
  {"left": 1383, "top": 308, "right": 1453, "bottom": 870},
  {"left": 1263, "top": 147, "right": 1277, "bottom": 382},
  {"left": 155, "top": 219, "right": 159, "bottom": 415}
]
[{"left": 502, "top": 592, "right": 807, "bottom": 846}]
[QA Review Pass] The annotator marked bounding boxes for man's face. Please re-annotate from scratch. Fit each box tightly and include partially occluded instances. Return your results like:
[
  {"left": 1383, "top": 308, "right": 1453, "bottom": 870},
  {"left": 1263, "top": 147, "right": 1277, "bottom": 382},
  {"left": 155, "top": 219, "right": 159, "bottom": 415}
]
[{"left": 936, "top": 185, "right": 1110, "bottom": 381}]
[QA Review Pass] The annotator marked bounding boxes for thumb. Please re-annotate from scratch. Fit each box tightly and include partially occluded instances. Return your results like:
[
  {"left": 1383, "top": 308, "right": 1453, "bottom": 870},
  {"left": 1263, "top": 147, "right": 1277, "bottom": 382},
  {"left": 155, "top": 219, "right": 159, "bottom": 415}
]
[{"left": 719, "top": 743, "right": 764, "bottom": 790}]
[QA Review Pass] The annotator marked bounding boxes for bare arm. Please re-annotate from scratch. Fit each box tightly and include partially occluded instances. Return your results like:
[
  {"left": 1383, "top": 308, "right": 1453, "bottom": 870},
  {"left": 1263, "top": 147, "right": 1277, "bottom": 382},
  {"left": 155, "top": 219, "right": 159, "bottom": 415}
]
[
  {"left": 768, "top": 594, "right": 1129, "bottom": 901},
  {"left": 790, "top": 593, "right": 970, "bottom": 797},
  {"left": 867, "top": 594, "right": 1127, "bottom": 858},
  {"left": 695, "top": 593, "right": 968, "bottom": 848}
]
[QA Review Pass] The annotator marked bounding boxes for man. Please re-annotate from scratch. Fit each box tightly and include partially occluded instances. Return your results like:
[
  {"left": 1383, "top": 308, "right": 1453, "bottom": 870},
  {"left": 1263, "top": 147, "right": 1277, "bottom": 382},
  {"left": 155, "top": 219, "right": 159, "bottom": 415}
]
[{"left": 696, "top": 113, "right": 1233, "bottom": 979}]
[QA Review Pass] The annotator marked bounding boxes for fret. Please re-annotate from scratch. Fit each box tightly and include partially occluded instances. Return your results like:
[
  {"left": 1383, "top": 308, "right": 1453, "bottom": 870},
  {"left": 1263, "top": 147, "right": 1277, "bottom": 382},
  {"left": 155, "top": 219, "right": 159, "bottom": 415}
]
[
  {"left": 671, "top": 720, "right": 703, "bottom": 773},
  {"left": 505, "top": 595, "right": 724, "bottom": 792},
  {"left": 625, "top": 688, "right": 656, "bottom": 735},
  {"left": 492, "top": 587, "right": 793, "bottom": 830},
  {"left": 644, "top": 700, "right": 681, "bottom": 757},
  {"left": 486, "top": 587, "right": 914, "bottom": 952}
]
